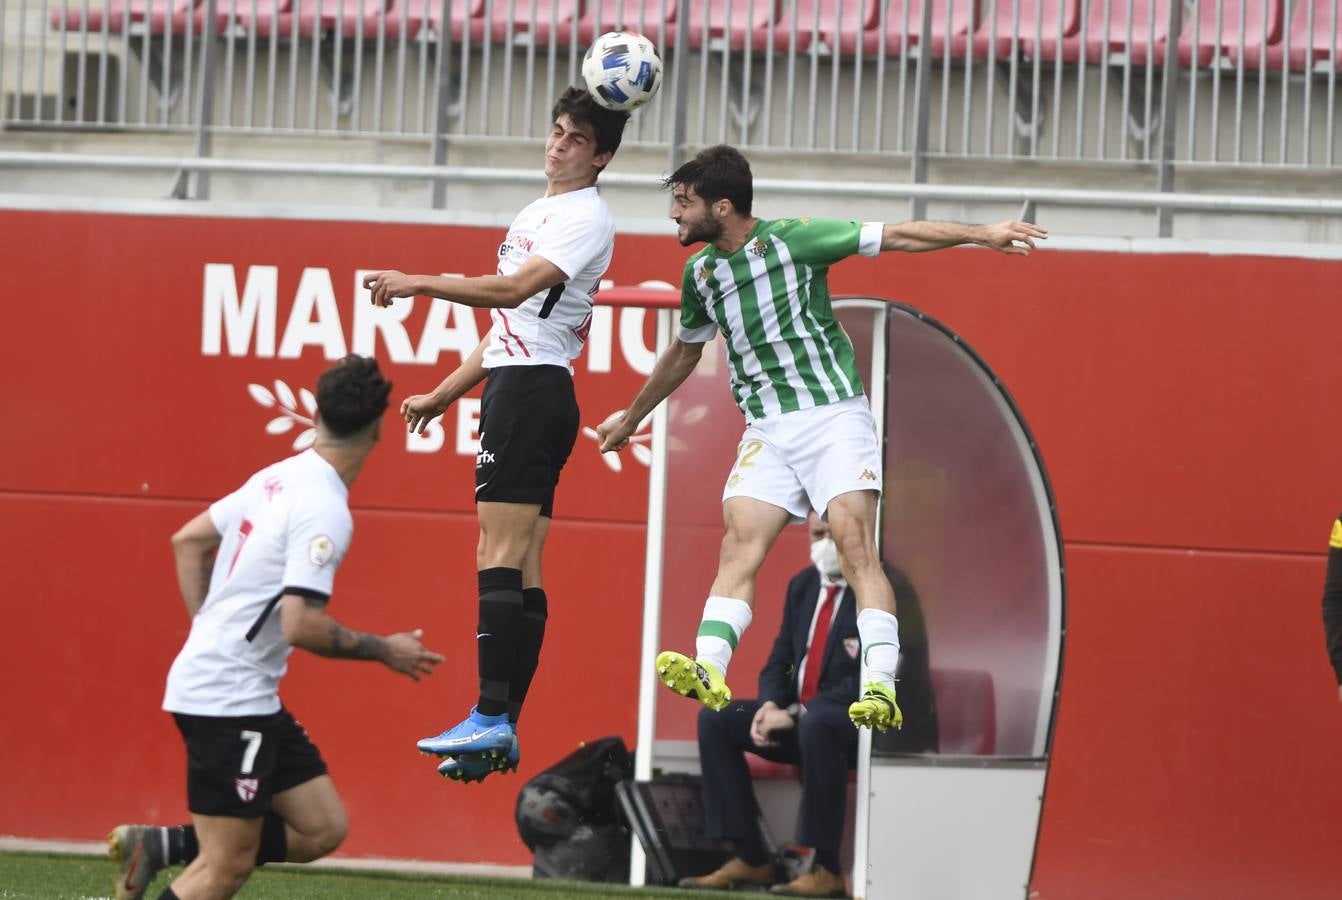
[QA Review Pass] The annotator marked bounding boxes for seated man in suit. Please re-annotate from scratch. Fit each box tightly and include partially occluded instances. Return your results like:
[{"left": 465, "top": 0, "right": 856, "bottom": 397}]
[{"left": 679, "top": 512, "right": 935, "bottom": 897}]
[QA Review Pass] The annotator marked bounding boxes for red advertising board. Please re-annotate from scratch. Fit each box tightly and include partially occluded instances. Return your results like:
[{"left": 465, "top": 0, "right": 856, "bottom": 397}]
[{"left": 2, "top": 206, "right": 1341, "bottom": 897}]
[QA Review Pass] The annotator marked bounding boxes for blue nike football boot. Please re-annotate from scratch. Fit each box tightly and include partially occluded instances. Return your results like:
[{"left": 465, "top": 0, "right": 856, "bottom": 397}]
[
  {"left": 436, "top": 733, "right": 521, "bottom": 783},
  {"left": 416, "top": 707, "right": 515, "bottom": 757}
]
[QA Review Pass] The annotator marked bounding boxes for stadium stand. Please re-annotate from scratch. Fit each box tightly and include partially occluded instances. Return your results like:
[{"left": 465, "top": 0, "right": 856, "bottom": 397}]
[
  {"left": 44, "top": 0, "right": 1340, "bottom": 68},
  {"left": 1259, "top": 0, "right": 1340, "bottom": 69}
]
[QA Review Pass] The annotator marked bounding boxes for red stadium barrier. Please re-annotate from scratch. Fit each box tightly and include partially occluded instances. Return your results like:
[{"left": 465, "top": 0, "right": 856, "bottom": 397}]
[{"left": 1, "top": 206, "right": 1341, "bottom": 898}]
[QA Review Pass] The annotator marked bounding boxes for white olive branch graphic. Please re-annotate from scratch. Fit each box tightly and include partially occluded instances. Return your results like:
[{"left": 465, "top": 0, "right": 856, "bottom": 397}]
[
  {"left": 580, "top": 426, "right": 652, "bottom": 473},
  {"left": 248, "top": 380, "right": 318, "bottom": 451}
]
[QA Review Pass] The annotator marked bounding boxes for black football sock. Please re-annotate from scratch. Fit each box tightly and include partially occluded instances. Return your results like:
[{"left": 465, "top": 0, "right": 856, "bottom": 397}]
[
  {"left": 164, "top": 824, "right": 197, "bottom": 866},
  {"left": 507, "top": 587, "right": 549, "bottom": 725},
  {"left": 476, "top": 567, "right": 524, "bottom": 718},
  {"left": 156, "top": 888, "right": 181, "bottom": 900},
  {"left": 256, "top": 812, "right": 288, "bottom": 865}
]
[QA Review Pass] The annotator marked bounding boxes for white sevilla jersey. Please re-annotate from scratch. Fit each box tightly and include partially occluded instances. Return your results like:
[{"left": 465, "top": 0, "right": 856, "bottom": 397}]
[
  {"left": 481, "top": 186, "right": 615, "bottom": 371},
  {"left": 163, "top": 449, "right": 352, "bottom": 717}
]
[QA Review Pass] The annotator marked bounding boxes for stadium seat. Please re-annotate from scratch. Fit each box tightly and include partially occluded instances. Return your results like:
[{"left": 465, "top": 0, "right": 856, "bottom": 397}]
[
  {"left": 682, "top": 0, "right": 783, "bottom": 50},
  {"left": 187, "top": 0, "right": 285, "bottom": 37},
  {"left": 49, "top": 0, "right": 198, "bottom": 34},
  {"left": 481, "top": 0, "right": 583, "bottom": 44},
  {"left": 969, "top": 0, "right": 1084, "bottom": 60},
  {"left": 746, "top": 756, "right": 802, "bottom": 779},
  {"left": 853, "top": 0, "right": 980, "bottom": 59},
  {"left": 378, "top": 0, "right": 483, "bottom": 40},
  {"left": 777, "top": 0, "right": 880, "bottom": 55},
  {"left": 1058, "top": 0, "right": 1174, "bottom": 65},
  {"left": 1257, "top": 0, "right": 1340, "bottom": 70},
  {"left": 575, "top": 0, "right": 675, "bottom": 45},
  {"left": 236, "top": 0, "right": 392, "bottom": 38},
  {"left": 1177, "top": 0, "right": 1284, "bottom": 67},
  {"left": 745, "top": 755, "right": 859, "bottom": 782},
  {"left": 928, "top": 668, "right": 996, "bottom": 756}
]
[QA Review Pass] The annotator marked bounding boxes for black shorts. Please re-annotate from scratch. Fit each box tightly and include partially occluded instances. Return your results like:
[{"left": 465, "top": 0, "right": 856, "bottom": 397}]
[
  {"left": 173, "top": 707, "right": 327, "bottom": 818},
  {"left": 476, "top": 364, "right": 580, "bottom": 518}
]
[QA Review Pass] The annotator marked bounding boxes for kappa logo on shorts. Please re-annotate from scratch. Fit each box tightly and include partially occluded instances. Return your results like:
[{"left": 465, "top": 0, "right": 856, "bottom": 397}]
[
  {"left": 235, "top": 777, "right": 259, "bottom": 803},
  {"left": 727, "top": 474, "right": 742, "bottom": 488},
  {"left": 859, "top": 468, "right": 877, "bottom": 481}
]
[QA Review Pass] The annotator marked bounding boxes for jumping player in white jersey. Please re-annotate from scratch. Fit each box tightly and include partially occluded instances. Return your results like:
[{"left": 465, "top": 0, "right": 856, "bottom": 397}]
[
  {"left": 106, "top": 355, "right": 444, "bottom": 900},
  {"left": 597, "top": 145, "right": 1047, "bottom": 732},
  {"left": 362, "top": 87, "right": 630, "bottom": 783}
]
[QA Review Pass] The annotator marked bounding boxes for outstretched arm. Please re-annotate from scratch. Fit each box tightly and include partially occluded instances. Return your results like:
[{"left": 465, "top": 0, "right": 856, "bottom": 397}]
[
  {"left": 1322, "top": 518, "right": 1342, "bottom": 699},
  {"left": 363, "top": 255, "right": 567, "bottom": 310},
  {"left": 596, "top": 338, "right": 706, "bottom": 452},
  {"left": 402, "top": 335, "right": 490, "bottom": 434},
  {"left": 280, "top": 594, "right": 445, "bottom": 681},
  {"left": 881, "top": 220, "right": 1048, "bottom": 255},
  {"left": 171, "top": 510, "right": 222, "bottom": 618}
]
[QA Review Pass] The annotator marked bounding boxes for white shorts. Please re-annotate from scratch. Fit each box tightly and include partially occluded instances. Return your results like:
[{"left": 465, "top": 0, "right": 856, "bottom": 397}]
[{"left": 722, "top": 396, "right": 883, "bottom": 522}]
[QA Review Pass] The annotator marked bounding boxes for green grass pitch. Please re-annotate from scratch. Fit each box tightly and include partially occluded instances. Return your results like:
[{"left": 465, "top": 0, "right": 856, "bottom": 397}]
[{"left": 0, "top": 852, "right": 695, "bottom": 899}]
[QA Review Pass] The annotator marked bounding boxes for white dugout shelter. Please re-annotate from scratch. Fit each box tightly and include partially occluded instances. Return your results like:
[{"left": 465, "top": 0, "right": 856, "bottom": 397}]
[{"left": 615, "top": 291, "right": 1066, "bottom": 900}]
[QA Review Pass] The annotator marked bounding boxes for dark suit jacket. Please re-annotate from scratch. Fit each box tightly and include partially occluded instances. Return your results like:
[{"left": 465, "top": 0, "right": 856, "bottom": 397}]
[{"left": 757, "top": 563, "right": 938, "bottom": 753}]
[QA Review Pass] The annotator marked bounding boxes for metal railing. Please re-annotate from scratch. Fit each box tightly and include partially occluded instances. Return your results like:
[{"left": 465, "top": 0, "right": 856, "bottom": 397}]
[{"left": 2, "top": 0, "right": 1339, "bottom": 182}]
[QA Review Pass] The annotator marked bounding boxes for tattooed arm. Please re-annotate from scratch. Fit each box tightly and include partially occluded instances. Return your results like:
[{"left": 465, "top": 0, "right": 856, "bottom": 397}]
[{"left": 280, "top": 594, "right": 444, "bottom": 680}]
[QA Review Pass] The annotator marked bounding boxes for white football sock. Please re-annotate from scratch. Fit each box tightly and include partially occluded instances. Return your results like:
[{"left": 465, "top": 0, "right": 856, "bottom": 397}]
[
  {"left": 857, "top": 607, "right": 901, "bottom": 688},
  {"left": 694, "top": 595, "right": 752, "bottom": 679}
]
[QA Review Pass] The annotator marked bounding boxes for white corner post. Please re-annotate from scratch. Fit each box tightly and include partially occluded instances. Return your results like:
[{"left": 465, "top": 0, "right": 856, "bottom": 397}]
[{"left": 629, "top": 306, "right": 674, "bottom": 887}]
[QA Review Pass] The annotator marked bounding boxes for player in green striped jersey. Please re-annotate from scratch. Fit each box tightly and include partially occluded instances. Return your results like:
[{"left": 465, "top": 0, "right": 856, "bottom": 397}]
[{"left": 598, "top": 146, "right": 1046, "bottom": 730}]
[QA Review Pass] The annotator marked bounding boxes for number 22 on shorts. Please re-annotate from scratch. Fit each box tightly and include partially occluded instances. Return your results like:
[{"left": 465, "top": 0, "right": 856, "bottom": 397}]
[{"left": 732, "top": 440, "right": 764, "bottom": 474}]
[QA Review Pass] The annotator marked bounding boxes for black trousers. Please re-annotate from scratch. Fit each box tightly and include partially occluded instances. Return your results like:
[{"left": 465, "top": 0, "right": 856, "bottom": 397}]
[{"left": 697, "top": 697, "right": 857, "bottom": 856}]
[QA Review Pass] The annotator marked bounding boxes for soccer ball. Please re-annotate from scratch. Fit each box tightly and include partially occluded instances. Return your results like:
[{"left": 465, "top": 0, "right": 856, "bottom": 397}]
[{"left": 582, "top": 31, "right": 662, "bottom": 112}]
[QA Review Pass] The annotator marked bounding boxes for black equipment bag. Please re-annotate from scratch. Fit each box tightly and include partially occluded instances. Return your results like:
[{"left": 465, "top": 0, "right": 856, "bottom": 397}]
[{"left": 515, "top": 735, "right": 633, "bottom": 882}]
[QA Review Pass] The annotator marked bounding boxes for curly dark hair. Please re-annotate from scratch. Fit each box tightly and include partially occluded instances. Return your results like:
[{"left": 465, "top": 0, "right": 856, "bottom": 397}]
[
  {"left": 552, "top": 86, "right": 631, "bottom": 165},
  {"left": 316, "top": 355, "right": 392, "bottom": 438},
  {"left": 663, "top": 144, "right": 753, "bottom": 216}
]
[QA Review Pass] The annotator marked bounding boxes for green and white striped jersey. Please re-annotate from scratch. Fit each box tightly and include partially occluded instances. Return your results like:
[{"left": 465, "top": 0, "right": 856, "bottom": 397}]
[{"left": 679, "top": 217, "right": 883, "bottom": 422}]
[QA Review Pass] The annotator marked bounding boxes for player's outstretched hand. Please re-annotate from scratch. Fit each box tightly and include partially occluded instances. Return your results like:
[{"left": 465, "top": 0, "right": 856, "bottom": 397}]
[
  {"left": 362, "top": 270, "right": 418, "bottom": 308},
  {"left": 402, "top": 393, "right": 449, "bottom": 434},
  {"left": 979, "top": 220, "right": 1049, "bottom": 255},
  {"left": 595, "top": 411, "right": 634, "bottom": 453},
  {"left": 383, "top": 628, "right": 445, "bottom": 681}
]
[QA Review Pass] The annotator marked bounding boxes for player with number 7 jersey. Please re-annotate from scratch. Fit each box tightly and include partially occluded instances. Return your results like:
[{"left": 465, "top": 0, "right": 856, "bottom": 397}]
[
  {"left": 597, "top": 145, "right": 1046, "bottom": 733},
  {"left": 106, "top": 356, "right": 445, "bottom": 900}
]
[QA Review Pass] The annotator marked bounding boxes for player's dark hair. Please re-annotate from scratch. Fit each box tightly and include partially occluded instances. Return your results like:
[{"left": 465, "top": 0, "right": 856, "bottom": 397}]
[
  {"left": 663, "top": 145, "right": 753, "bottom": 217},
  {"left": 552, "top": 86, "right": 630, "bottom": 165},
  {"left": 316, "top": 354, "right": 391, "bottom": 438}
]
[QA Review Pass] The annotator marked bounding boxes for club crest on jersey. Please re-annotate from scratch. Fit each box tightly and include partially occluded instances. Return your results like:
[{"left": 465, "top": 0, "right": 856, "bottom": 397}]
[
  {"left": 235, "top": 777, "right": 259, "bottom": 803},
  {"left": 844, "top": 637, "right": 861, "bottom": 659},
  {"left": 749, "top": 238, "right": 768, "bottom": 258},
  {"left": 308, "top": 535, "right": 334, "bottom": 567}
]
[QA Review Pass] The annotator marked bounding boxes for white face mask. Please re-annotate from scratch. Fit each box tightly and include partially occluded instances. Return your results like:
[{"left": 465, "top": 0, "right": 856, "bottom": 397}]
[{"left": 809, "top": 537, "right": 843, "bottom": 580}]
